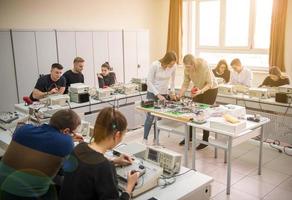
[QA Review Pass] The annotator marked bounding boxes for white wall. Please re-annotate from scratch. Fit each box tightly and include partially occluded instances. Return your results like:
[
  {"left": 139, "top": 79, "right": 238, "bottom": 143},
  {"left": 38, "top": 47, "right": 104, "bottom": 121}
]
[{"left": 0, "top": 0, "right": 170, "bottom": 62}]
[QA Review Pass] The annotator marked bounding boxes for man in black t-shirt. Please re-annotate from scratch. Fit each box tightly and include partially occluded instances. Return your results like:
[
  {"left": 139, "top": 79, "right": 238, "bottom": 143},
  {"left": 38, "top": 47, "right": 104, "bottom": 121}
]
[
  {"left": 63, "top": 57, "right": 85, "bottom": 93},
  {"left": 29, "top": 63, "right": 66, "bottom": 101}
]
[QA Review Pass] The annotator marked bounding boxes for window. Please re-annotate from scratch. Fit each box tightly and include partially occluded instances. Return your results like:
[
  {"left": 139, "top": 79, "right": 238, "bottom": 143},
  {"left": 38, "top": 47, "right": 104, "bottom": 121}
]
[{"left": 182, "top": 0, "right": 273, "bottom": 69}]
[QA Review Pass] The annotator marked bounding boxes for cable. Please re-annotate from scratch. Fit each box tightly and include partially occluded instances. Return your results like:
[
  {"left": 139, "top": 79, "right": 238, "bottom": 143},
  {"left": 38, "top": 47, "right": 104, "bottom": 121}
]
[{"left": 283, "top": 146, "right": 292, "bottom": 156}]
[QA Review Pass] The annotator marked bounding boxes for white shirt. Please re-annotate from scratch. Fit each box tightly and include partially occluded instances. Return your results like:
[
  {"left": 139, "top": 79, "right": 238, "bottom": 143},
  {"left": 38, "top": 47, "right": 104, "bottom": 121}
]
[
  {"left": 230, "top": 67, "right": 252, "bottom": 87},
  {"left": 147, "top": 60, "right": 176, "bottom": 95}
]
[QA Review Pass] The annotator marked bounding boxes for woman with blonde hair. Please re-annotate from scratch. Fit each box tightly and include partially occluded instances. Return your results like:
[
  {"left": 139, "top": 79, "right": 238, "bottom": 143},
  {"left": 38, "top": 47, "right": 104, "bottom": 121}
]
[
  {"left": 178, "top": 54, "right": 218, "bottom": 149},
  {"left": 212, "top": 59, "right": 230, "bottom": 83},
  {"left": 143, "top": 51, "right": 177, "bottom": 144},
  {"left": 259, "top": 66, "right": 290, "bottom": 87}
]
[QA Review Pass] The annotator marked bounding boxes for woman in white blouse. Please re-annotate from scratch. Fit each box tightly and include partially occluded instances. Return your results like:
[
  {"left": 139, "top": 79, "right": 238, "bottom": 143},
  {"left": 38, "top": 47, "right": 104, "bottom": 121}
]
[{"left": 143, "top": 51, "right": 177, "bottom": 144}]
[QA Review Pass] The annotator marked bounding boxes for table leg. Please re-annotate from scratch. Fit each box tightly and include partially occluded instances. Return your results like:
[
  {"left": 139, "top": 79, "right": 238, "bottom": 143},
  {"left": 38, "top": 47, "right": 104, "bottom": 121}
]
[
  {"left": 258, "top": 126, "right": 264, "bottom": 175},
  {"left": 192, "top": 127, "right": 196, "bottom": 170},
  {"left": 226, "top": 136, "right": 232, "bottom": 195},
  {"left": 184, "top": 125, "right": 190, "bottom": 167},
  {"left": 215, "top": 133, "right": 218, "bottom": 158},
  {"left": 154, "top": 116, "right": 159, "bottom": 145}
]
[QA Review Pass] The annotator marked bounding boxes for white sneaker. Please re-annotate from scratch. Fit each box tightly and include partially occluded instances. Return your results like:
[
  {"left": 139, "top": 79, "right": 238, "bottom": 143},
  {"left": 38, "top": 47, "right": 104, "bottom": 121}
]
[
  {"left": 142, "top": 139, "right": 148, "bottom": 145},
  {"left": 152, "top": 138, "right": 159, "bottom": 146}
]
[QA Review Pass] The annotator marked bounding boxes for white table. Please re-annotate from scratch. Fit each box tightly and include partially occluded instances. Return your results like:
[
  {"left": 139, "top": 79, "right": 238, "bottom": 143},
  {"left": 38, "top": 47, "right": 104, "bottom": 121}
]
[
  {"left": 216, "top": 93, "right": 292, "bottom": 144},
  {"left": 134, "top": 167, "right": 213, "bottom": 200},
  {"left": 188, "top": 117, "right": 270, "bottom": 194},
  {"left": 136, "top": 106, "right": 270, "bottom": 195}
]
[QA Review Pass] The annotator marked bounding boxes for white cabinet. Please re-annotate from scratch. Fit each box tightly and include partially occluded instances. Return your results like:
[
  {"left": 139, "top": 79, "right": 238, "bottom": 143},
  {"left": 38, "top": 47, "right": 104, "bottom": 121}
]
[
  {"left": 76, "top": 32, "right": 95, "bottom": 86},
  {"left": 123, "top": 30, "right": 150, "bottom": 83},
  {"left": 108, "top": 31, "right": 124, "bottom": 83},
  {"left": 35, "top": 31, "right": 58, "bottom": 75},
  {"left": 12, "top": 31, "right": 39, "bottom": 102},
  {"left": 0, "top": 31, "right": 18, "bottom": 110},
  {"left": 93, "top": 31, "right": 109, "bottom": 88},
  {"left": 56, "top": 31, "right": 76, "bottom": 71}
]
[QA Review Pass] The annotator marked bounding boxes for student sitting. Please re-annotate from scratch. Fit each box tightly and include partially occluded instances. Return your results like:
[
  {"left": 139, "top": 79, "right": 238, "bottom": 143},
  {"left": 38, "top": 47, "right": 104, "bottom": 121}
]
[
  {"left": 30, "top": 63, "right": 66, "bottom": 101},
  {"left": 97, "top": 62, "right": 116, "bottom": 88},
  {"left": 230, "top": 58, "right": 252, "bottom": 87},
  {"left": 259, "top": 66, "right": 290, "bottom": 87},
  {"left": 63, "top": 57, "right": 85, "bottom": 94},
  {"left": 0, "top": 110, "right": 82, "bottom": 200},
  {"left": 212, "top": 59, "right": 230, "bottom": 83},
  {"left": 60, "top": 107, "right": 139, "bottom": 200}
]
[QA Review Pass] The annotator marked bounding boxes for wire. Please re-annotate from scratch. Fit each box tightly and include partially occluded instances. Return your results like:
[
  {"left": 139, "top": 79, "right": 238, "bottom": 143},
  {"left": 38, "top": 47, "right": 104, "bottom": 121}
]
[{"left": 283, "top": 146, "right": 292, "bottom": 156}]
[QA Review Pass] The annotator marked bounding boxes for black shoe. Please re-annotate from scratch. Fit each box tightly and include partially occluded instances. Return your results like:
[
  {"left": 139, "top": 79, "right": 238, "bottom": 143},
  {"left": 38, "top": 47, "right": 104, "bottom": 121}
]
[
  {"left": 179, "top": 139, "right": 185, "bottom": 146},
  {"left": 179, "top": 137, "right": 192, "bottom": 146},
  {"left": 196, "top": 143, "right": 208, "bottom": 150}
]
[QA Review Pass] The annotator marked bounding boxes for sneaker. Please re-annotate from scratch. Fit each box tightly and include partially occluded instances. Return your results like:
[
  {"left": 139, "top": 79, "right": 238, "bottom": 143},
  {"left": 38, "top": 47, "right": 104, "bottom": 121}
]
[
  {"left": 152, "top": 138, "right": 159, "bottom": 146},
  {"left": 142, "top": 139, "right": 148, "bottom": 145},
  {"left": 179, "top": 139, "right": 185, "bottom": 146},
  {"left": 196, "top": 143, "right": 208, "bottom": 150}
]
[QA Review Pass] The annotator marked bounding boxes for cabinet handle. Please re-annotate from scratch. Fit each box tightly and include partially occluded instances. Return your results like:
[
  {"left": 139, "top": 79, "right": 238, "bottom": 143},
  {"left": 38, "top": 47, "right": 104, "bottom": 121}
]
[{"left": 137, "top": 64, "right": 141, "bottom": 68}]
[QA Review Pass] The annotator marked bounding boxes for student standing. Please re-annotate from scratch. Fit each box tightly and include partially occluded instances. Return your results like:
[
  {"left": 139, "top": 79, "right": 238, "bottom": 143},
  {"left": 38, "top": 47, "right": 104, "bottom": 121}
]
[
  {"left": 143, "top": 51, "right": 177, "bottom": 144},
  {"left": 178, "top": 54, "right": 218, "bottom": 150}
]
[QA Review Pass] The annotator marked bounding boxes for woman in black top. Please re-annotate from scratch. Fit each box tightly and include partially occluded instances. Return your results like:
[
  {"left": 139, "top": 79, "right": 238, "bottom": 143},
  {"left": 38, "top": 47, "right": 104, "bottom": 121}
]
[
  {"left": 98, "top": 62, "right": 116, "bottom": 88},
  {"left": 60, "top": 107, "right": 139, "bottom": 200},
  {"left": 212, "top": 59, "right": 230, "bottom": 83},
  {"left": 259, "top": 66, "right": 290, "bottom": 87}
]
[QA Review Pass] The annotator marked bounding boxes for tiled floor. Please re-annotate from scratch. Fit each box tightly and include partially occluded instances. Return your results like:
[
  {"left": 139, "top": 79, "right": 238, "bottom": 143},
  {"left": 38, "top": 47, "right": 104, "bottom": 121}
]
[{"left": 124, "top": 128, "right": 292, "bottom": 200}]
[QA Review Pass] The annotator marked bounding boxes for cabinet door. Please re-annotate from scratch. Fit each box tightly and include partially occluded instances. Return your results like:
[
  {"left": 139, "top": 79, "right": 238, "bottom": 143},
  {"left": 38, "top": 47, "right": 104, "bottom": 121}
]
[
  {"left": 108, "top": 31, "right": 124, "bottom": 83},
  {"left": 35, "top": 31, "right": 58, "bottom": 76},
  {"left": 93, "top": 31, "right": 109, "bottom": 88},
  {"left": 76, "top": 32, "right": 95, "bottom": 86},
  {"left": 12, "top": 31, "right": 39, "bottom": 102},
  {"left": 0, "top": 31, "right": 18, "bottom": 110},
  {"left": 123, "top": 31, "right": 138, "bottom": 83},
  {"left": 137, "top": 30, "right": 150, "bottom": 78},
  {"left": 56, "top": 31, "right": 76, "bottom": 72}
]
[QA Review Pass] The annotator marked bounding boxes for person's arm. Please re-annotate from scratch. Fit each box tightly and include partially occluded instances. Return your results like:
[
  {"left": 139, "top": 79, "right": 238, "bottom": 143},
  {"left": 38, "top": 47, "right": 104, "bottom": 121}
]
[
  {"left": 244, "top": 69, "right": 252, "bottom": 87},
  {"left": 259, "top": 77, "right": 269, "bottom": 87},
  {"left": 193, "top": 68, "right": 212, "bottom": 97},
  {"left": 178, "top": 69, "right": 191, "bottom": 98},
  {"left": 58, "top": 77, "right": 66, "bottom": 94},
  {"left": 147, "top": 64, "right": 159, "bottom": 96},
  {"left": 98, "top": 76, "right": 105, "bottom": 88},
  {"left": 169, "top": 66, "right": 176, "bottom": 94},
  {"left": 229, "top": 71, "right": 236, "bottom": 85},
  {"left": 96, "top": 162, "right": 138, "bottom": 200}
]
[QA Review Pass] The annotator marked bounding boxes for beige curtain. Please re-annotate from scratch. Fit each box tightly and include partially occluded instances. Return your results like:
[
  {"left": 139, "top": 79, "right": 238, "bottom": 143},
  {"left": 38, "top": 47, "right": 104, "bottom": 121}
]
[
  {"left": 167, "top": 0, "right": 183, "bottom": 63},
  {"left": 269, "top": 0, "right": 288, "bottom": 71}
]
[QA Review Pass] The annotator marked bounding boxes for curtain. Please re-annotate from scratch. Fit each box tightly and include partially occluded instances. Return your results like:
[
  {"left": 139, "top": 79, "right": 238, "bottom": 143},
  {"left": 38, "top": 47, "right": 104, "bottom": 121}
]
[
  {"left": 167, "top": 0, "right": 183, "bottom": 63},
  {"left": 269, "top": 0, "right": 288, "bottom": 71}
]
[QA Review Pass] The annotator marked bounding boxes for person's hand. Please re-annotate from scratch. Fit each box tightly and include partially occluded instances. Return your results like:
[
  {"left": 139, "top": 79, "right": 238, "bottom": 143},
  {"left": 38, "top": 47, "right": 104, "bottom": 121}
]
[
  {"left": 157, "top": 94, "right": 166, "bottom": 102},
  {"left": 191, "top": 89, "right": 202, "bottom": 98},
  {"left": 126, "top": 171, "right": 140, "bottom": 194},
  {"left": 49, "top": 88, "right": 59, "bottom": 94},
  {"left": 72, "top": 133, "right": 84, "bottom": 142},
  {"left": 97, "top": 73, "right": 103, "bottom": 79},
  {"left": 169, "top": 94, "right": 177, "bottom": 101},
  {"left": 112, "top": 154, "right": 133, "bottom": 166}
]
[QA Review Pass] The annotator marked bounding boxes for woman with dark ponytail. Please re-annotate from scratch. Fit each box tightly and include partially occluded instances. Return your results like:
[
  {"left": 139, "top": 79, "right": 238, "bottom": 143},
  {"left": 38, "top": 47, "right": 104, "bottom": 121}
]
[{"left": 97, "top": 62, "right": 116, "bottom": 88}]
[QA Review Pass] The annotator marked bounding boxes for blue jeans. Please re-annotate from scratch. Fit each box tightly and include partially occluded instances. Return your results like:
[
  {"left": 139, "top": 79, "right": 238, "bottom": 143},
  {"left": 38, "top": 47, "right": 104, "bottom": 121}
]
[{"left": 143, "top": 92, "right": 157, "bottom": 140}]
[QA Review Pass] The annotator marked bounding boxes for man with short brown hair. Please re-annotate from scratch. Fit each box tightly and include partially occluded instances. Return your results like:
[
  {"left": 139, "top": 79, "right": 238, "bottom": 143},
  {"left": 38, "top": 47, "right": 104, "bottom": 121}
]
[
  {"left": 63, "top": 57, "right": 85, "bottom": 93},
  {"left": 0, "top": 109, "right": 82, "bottom": 199}
]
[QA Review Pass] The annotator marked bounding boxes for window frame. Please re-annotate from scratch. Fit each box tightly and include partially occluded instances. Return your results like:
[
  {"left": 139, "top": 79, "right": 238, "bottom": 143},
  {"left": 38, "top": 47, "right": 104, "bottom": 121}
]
[{"left": 183, "top": 0, "right": 272, "bottom": 70}]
